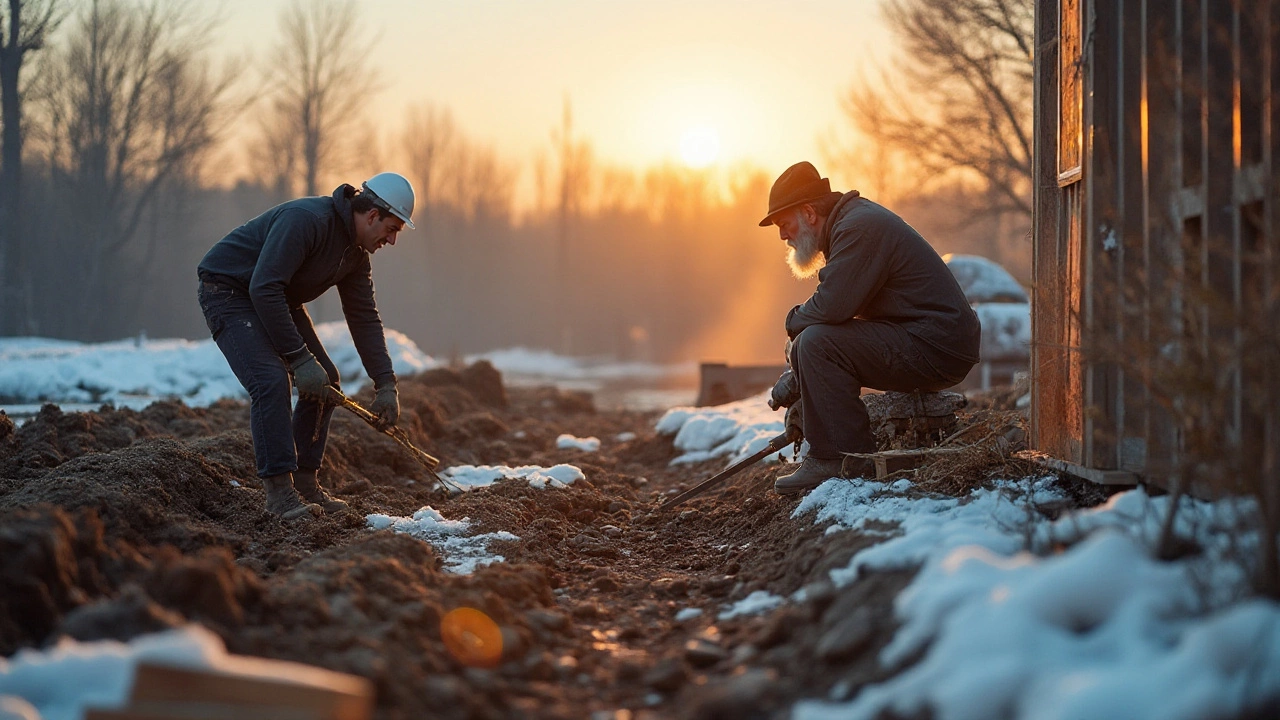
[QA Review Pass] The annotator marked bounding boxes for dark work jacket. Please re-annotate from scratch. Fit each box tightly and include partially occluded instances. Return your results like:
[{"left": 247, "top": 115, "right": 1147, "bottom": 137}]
[
  {"left": 197, "top": 185, "right": 395, "bottom": 386},
  {"left": 785, "top": 192, "right": 981, "bottom": 365}
]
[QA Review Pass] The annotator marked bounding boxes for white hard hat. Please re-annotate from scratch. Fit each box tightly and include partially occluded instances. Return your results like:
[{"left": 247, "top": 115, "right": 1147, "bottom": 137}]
[{"left": 361, "top": 172, "right": 416, "bottom": 230}]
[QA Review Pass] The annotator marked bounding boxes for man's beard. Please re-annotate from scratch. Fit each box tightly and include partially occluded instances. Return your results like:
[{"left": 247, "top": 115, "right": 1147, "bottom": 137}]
[{"left": 785, "top": 218, "right": 825, "bottom": 279}]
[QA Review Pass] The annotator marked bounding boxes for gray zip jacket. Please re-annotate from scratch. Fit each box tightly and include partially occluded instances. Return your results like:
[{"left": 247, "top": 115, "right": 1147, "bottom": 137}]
[
  {"left": 785, "top": 192, "right": 981, "bottom": 365},
  {"left": 197, "top": 185, "right": 395, "bottom": 386}
]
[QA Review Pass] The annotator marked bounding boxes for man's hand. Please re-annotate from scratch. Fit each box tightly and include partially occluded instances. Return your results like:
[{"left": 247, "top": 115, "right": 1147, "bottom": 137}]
[
  {"left": 784, "top": 399, "right": 804, "bottom": 441},
  {"left": 769, "top": 368, "right": 800, "bottom": 411},
  {"left": 371, "top": 383, "right": 400, "bottom": 429},
  {"left": 290, "top": 352, "right": 341, "bottom": 404}
]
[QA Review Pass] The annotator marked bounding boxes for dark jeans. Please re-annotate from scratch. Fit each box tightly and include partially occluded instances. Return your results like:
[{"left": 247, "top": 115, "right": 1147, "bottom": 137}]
[
  {"left": 791, "top": 320, "right": 974, "bottom": 459},
  {"left": 197, "top": 281, "right": 340, "bottom": 478}
]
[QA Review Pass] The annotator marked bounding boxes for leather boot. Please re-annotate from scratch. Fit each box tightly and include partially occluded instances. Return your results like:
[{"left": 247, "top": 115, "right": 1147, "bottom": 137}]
[
  {"left": 774, "top": 456, "right": 847, "bottom": 495},
  {"left": 262, "top": 474, "right": 321, "bottom": 521},
  {"left": 292, "top": 469, "right": 350, "bottom": 514}
]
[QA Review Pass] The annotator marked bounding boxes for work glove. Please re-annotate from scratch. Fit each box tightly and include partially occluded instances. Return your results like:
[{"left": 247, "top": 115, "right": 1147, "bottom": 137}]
[
  {"left": 370, "top": 382, "right": 400, "bottom": 430},
  {"left": 289, "top": 352, "right": 341, "bottom": 404},
  {"left": 784, "top": 399, "right": 804, "bottom": 442},
  {"left": 769, "top": 368, "right": 801, "bottom": 411}
]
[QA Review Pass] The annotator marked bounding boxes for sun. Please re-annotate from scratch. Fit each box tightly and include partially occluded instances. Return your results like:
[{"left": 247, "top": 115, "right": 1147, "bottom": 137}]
[{"left": 679, "top": 126, "right": 720, "bottom": 168}]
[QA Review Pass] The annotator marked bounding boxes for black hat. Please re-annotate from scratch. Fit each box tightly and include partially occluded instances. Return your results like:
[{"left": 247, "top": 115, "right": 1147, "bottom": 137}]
[{"left": 759, "top": 161, "right": 839, "bottom": 227}]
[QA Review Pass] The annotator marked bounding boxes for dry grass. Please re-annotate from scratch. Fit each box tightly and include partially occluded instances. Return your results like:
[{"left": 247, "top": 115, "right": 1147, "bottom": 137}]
[{"left": 892, "top": 409, "right": 1034, "bottom": 496}]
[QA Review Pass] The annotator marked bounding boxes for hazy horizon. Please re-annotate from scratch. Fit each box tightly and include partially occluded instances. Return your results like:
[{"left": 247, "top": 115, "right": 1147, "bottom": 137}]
[{"left": 216, "top": 0, "right": 890, "bottom": 201}]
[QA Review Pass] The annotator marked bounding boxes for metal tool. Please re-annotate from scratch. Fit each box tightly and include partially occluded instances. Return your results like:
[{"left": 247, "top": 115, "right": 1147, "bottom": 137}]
[
  {"left": 660, "top": 425, "right": 802, "bottom": 510},
  {"left": 332, "top": 391, "right": 464, "bottom": 495}
]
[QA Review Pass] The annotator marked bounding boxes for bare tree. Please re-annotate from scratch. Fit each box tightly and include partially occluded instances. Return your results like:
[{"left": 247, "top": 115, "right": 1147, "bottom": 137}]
[
  {"left": 549, "top": 96, "right": 593, "bottom": 353},
  {"left": 36, "top": 0, "right": 238, "bottom": 337},
  {"left": 0, "top": 0, "right": 64, "bottom": 335},
  {"left": 400, "top": 103, "right": 456, "bottom": 226},
  {"left": 837, "top": 0, "right": 1034, "bottom": 219},
  {"left": 259, "top": 0, "right": 369, "bottom": 198},
  {"left": 440, "top": 141, "right": 515, "bottom": 225}
]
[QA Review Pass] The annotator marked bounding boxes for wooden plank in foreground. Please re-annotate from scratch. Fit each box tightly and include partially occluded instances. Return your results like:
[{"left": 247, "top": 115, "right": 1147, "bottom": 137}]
[{"left": 85, "top": 658, "right": 373, "bottom": 720}]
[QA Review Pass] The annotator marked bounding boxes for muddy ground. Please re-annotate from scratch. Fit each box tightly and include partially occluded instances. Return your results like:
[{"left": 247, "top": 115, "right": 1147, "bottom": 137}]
[{"left": 0, "top": 365, "right": 1088, "bottom": 719}]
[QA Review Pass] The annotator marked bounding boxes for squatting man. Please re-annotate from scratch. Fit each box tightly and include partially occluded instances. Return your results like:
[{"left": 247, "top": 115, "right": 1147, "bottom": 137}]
[
  {"left": 197, "top": 173, "right": 417, "bottom": 521},
  {"left": 761, "top": 162, "right": 981, "bottom": 494}
]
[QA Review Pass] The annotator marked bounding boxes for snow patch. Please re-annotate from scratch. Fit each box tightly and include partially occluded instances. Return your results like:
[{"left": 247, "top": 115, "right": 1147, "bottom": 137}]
[
  {"left": 718, "top": 590, "right": 786, "bottom": 620},
  {"left": 0, "top": 626, "right": 239, "bottom": 720},
  {"left": 556, "top": 434, "right": 600, "bottom": 452},
  {"left": 655, "top": 391, "right": 802, "bottom": 466},
  {"left": 443, "top": 464, "right": 585, "bottom": 491},
  {"left": 366, "top": 506, "right": 519, "bottom": 574},
  {"left": 792, "top": 480, "right": 1280, "bottom": 720}
]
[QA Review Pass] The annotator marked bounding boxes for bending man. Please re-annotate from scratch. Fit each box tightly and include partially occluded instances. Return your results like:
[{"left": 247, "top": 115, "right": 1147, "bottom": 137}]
[
  {"left": 197, "top": 173, "right": 415, "bottom": 520},
  {"left": 761, "top": 162, "right": 981, "bottom": 494}
]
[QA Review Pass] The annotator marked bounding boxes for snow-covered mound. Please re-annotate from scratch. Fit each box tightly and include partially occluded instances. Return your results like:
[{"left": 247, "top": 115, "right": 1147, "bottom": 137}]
[
  {"left": 975, "top": 303, "right": 1031, "bottom": 362},
  {"left": 655, "top": 391, "right": 803, "bottom": 465},
  {"left": 0, "top": 323, "right": 437, "bottom": 408},
  {"left": 943, "top": 253, "right": 1029, "bottom": 304},
  {"left": 792, "top": 479, "right": 1280, "bottom": 720},
  {"left": 0, "top": 625, "right": 346, "bottom": 720}
]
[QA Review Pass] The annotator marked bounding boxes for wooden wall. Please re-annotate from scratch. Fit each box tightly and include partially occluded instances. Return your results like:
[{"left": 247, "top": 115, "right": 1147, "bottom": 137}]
[{"left": 1032, "top": 0, "right": 1277, "bottom": 489}]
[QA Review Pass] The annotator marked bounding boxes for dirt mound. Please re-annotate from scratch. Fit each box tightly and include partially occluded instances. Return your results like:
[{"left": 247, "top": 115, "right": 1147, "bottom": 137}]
[{"left": 2, "top": 363, "right": 1021, "bottom": 719}]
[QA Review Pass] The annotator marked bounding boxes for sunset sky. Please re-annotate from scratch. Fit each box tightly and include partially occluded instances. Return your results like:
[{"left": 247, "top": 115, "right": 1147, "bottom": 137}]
[{"left": 221, "top": 0, "right": 892, "bottom": 188}]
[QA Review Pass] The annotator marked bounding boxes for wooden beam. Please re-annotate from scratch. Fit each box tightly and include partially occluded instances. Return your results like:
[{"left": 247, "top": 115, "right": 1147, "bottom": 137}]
[{"left": 1034, "top": 454, "right": 1142, "bottom": 485}]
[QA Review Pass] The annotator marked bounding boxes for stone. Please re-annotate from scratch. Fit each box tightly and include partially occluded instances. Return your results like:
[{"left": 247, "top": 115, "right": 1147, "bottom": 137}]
[
  {"left": 643, "top": 657, "right": 688, "bottom": 692},
  {"left": 815, "top": 608, "right": 875, "bottom": 663},
  {"left": 700, "top": 575, "right": 734, "bottom": 597},
  {"left": 683, "top": 638, "right": 727, "bottom": 668},
  {"left": 684, "top": 669, "right": 777, "bottom": 718},
  {"left": 525, "top": 608, "right": 569, "bottom": 633}
]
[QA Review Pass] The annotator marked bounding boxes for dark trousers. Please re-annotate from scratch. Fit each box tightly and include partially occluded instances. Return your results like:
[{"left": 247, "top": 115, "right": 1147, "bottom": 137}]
[
  {"left": 790, "top": 320, "right": 974, "bottom": 459},
  {"left": 198, "top": 281, "right": 340, "bottom": 478}
]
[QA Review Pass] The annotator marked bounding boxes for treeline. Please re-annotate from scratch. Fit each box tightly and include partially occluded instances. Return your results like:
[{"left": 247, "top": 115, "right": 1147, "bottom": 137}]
[{"left": 0, "top": 0, "right": 1031, "bottom": 364}]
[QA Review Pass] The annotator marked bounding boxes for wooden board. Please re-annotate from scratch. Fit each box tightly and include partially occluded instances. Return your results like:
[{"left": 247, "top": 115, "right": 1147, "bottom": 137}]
[
  {"left": 842, "top": 447, "right": 968, "bottom": 480},
  {"left": 1034, "top": 455, "right": 1140, "bottom": 486},
  {"left": 85, "top": 660, "right": 373, "bottom": 720}
]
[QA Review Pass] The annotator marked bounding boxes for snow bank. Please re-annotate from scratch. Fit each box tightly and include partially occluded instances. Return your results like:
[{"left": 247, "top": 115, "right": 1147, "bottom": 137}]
[
  {"left": 943, "top": 254, "right": 1028, "bottom": 304},
  {"left": 466, "top": 347, "right": 692, "bottom": 384},
  {"left": 795, "top": 476, "right": 1064, "bottom": 584},
  {"left": 556, "top": 434, "right": 600, "bottom": 452},
  {"left": 0, "top": 626, "right": 228, "bottom": 720},
  {"left": 974, "top": 303, "right": 1031, "bottom": 362},
  {"left": 792, "top": 480, "right": 1280, "bottom": 720},
  {"left": 366, "top": 507, "right": 519, "bottom": 574},
  {"left": 655, "top": 391, "right": 802, "bottom": 465},
  {"left": 443, "top": 463, "right": 585, "bottom": 491},
  {"left": 0, "top": 323, "right": 437, "bottom": 408}
]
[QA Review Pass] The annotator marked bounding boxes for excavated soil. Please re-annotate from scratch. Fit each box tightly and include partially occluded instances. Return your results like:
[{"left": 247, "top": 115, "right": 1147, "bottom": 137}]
[{"left": 0, "top": 366, "right": 1065, "bottom": 719}]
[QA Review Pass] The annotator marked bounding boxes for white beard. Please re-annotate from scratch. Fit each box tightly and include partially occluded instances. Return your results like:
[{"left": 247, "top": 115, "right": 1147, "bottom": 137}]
[{"left": 785, "top": 218, "right": 825, "bottom": 279}]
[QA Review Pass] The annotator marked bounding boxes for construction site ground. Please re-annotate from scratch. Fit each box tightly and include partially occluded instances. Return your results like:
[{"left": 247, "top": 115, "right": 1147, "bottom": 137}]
[{"left": 0, "top": 364, "right": 1076, "bottom": 719}]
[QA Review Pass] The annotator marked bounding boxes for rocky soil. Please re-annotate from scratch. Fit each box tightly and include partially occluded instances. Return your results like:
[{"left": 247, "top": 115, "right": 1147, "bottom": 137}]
[{"left": 0, "top": 364, "right": 1063, "bottom": 719}]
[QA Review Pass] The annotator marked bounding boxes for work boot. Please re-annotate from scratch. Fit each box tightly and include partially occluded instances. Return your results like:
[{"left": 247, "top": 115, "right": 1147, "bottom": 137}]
[
  {"left": 774, "top": 456, "right": 847, "bottom": 495},
  {"left": 262, "top": 474, "right": 321, "bottom": 521},
  {"left": 292, "top": 469, "right": 350, "bottom": 514}
]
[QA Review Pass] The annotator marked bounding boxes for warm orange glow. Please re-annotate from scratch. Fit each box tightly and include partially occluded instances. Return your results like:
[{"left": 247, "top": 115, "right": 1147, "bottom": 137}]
[{"left": 440, "top": 607, "right": 503, "bottom": 667}]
